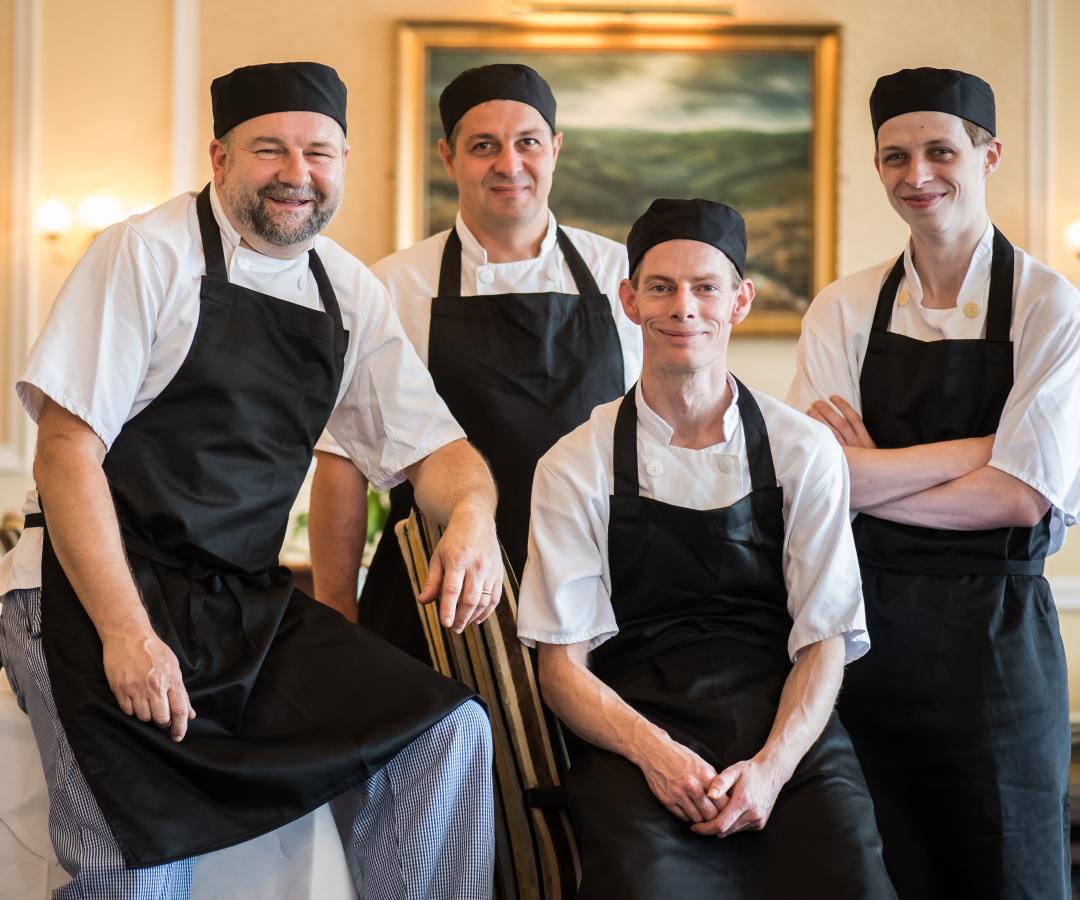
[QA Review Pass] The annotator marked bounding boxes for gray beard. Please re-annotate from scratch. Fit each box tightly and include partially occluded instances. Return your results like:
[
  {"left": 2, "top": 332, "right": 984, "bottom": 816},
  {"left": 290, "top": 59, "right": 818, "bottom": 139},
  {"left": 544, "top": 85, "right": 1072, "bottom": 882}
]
[{"left": 226, "top": 183, "right": 338, "bottom": 247}]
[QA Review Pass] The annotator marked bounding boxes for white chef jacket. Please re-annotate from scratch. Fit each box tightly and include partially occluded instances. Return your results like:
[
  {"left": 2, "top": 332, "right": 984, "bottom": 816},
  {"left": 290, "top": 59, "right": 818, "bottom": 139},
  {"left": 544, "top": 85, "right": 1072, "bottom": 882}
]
[
  {"left": 517, "top": 376, "right": 869, "bottom": 665},
  {"left": 786, "top": 223, "right": 1080, "bottom": 553},
  {"left": 0, "top": 185, "right": 464, "bottom": 593},
  {"left": 315, "top": 210, "right": 643, "bottom": 457}
]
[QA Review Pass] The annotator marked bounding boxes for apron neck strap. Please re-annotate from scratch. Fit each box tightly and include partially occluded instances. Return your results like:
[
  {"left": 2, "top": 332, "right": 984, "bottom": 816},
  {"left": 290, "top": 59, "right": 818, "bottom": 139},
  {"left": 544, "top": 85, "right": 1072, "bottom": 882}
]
[
  {"left": 733, "top": 376, "right": 778, "bottom": 493},
  {"left": 611, "top": 376, "right": 777, "bottom": 499},
  {"left": 871, "top": 226, "right": 1015, "bottom": 339},
  {"left": 437, "top": 227, "right": 464, "bottom": 297},
  {"left": 612, "top": 386, "right": 640, "bottom": 497},
  {"left": 985, "top": 227, "right": 1015, "bottom": 342},
  {"left": 306, "top": 248, "right": 345, "bottom": 336},
  {"left": 554, "top": 227, "right": 602, "bottom": 295},
  {"left": 436, "top": 224, "right": 601, "bottom": 298},
  {"left": 196, "top": 184, "right": 228, "bottom": 281}
]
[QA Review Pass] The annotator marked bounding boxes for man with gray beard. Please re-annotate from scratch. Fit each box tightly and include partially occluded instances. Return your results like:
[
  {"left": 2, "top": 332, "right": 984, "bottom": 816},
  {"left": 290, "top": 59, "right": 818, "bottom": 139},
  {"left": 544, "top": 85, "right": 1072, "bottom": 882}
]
[{"left": 0, "top": 61, "right": 500, "bottom": 899}]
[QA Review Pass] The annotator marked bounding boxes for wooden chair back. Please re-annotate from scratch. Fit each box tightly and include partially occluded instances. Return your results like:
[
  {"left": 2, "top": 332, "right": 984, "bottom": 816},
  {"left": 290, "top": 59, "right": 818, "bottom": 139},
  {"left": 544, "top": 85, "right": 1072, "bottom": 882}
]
[{"left": 395, "top": 510, "right": 578, "bottom": 900}]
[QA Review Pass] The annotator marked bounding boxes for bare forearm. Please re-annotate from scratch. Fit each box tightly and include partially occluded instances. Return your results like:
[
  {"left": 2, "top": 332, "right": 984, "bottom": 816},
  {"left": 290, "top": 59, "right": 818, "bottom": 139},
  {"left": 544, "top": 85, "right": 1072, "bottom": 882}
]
[
  {"left": 538, "top": 645, "right": 667, "bottom": 767},
  {"left": 408, "top": 439, "right": 497, "bottom": 525},
  {"left": 845, "top": 437, "right": 992, "bottom": 510},
  {"left": 309, "top": 451, "right": 368, "bottom": 621},
  {"left": 34, "top": 429, "right": 151, "bottom": 642},
  {"left": 862, "top": 465, "right": 1050, "bottom": 529},
  {"left": 755, "top": 636, "right": 844, "bottom": 779}
]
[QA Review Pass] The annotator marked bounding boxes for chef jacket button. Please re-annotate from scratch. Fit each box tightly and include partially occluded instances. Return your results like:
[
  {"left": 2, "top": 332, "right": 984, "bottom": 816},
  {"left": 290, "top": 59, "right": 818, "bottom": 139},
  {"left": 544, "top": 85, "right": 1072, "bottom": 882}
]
[
  {"left": 645, "top": 460, "right": 663, "bottom": 477},
  {"left": 963, "top": 301, "right": 980, "bottom": 319},
  {"left": 896, "top": 289, "right": 909, "bottom": 307},
  {"left": 718, "top": 456, "right": 735, "bottom": 474},
  {"left": 478, "top": 266, "right": 495, "bottom": 284},
  {"left": 545, "top": 268, "right": 559, "bottom": 282}
]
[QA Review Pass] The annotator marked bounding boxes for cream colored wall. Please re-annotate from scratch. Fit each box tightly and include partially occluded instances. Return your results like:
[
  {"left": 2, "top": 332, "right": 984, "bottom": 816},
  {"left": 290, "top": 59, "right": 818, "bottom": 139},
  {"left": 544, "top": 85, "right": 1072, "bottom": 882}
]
[
  {"left": 0, "top": 1, "right": 14, "bottom": 444},
  {"left": 35, "top": 0, "right": 172, "bottom": 324},
  {"left": 1047, "top": 0, "right": 1080, "bottom": 706},
  {"left": 0, "top": 0, "right": 174, "bottom": 516},
  {"left": 1049, "top": 0, "right": 1080, "bottom": 286}
]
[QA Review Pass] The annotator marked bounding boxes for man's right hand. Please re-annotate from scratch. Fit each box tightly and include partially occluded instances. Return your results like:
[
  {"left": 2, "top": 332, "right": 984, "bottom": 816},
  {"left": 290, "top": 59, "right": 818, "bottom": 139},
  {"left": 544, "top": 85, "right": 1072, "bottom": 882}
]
[
  {"left": 102, "top": 630, "right": 195, "bottom": 742},
  {"left": 635, "top": 730, "right": 724, "bottom": 823}
]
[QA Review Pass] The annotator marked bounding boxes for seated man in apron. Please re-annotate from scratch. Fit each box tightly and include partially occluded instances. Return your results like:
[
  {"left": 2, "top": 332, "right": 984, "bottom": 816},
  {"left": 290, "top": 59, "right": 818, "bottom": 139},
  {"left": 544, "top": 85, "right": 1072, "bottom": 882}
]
[
  {"left": 516, "top": 199, "right": 895, "bottom": 900},
  {"left": 307, "top": 63, "right": 641, "bottom": 661},
  {"left": 0, "top": 61, "right": 502, "bottom": 900},
  {"left": 787, "top": 67, "right": 1080, "bottom": 899}
]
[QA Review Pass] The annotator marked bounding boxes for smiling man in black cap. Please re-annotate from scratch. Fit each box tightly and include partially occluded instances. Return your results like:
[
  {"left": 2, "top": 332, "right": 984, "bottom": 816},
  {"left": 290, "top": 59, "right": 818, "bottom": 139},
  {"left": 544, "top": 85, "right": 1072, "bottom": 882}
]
[
  {"left": 516, "top": 198, "right": 895, "bottom": 899},
  {"left": 788, "top": 67, "right": 1080, "bottom": 898},
  {"left": 0, "top": 61, "right": 500, "bottom": 898},
  {"left": 307, "top": 63, "right": 641, "bottom": 662}
]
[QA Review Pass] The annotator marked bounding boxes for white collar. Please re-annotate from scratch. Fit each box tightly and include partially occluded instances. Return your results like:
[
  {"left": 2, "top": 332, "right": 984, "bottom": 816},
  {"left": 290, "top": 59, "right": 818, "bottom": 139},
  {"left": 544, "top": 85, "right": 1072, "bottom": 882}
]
[
  {"left": 901, "top": 219, "right": 994, "bottom": 306},
  {"left": 453, "top": 209, "right": 559, "bottom": 266},
  {"left": 634, "top": 372, "right": 741, "bottom": 448}
]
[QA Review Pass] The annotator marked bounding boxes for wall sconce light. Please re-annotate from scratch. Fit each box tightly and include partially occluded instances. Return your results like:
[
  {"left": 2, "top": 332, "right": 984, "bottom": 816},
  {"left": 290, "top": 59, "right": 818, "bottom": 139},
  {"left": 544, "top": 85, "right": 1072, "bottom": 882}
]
[
  {"left": 1066, "top": 219, "right": 1080, "bottom": 260},
  {"left": 33, "top": 193, "right": 147, "bottom": 254},
  {"left": 33, "top": 198, "right": 74, "bottom": 239},
  {"left": 75, "top": 193, "right": 126, "bottom": 234}
]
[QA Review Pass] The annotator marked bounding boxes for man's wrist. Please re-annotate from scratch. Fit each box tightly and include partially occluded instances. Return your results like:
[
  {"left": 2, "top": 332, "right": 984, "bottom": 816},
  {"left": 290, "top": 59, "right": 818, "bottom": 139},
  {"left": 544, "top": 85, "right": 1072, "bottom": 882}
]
[
  {"left": 97, "top": 606, "right": 155, "bottom": 644},
  {"left": 447, "top": 497, "right": 497, "bottom": 528},
  {"left": 625, "top": 716, "right": 671, "bottom": 768},
  {"left": 754, "top": 741, "right": 798, "bottom": 783}
]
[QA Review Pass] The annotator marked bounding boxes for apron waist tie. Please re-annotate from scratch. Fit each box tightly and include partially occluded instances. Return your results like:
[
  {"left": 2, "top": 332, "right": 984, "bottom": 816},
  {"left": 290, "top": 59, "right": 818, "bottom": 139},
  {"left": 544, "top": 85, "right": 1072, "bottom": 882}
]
[
  {"left": 120, "top": 531, "right": 280, "bottom": 653},
  {"left": 858, "top": 549, "right": 1045, "bottom": 576},
  {"left": 188, "top": 565, "right": 275, "bottom": 652}
]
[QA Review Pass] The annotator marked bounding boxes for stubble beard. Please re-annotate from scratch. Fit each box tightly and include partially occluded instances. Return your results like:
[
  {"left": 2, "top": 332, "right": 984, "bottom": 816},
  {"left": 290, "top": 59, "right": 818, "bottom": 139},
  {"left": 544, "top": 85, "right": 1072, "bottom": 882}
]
[{"left": 222, "top": 178, "right": 339, "bottom": 248}]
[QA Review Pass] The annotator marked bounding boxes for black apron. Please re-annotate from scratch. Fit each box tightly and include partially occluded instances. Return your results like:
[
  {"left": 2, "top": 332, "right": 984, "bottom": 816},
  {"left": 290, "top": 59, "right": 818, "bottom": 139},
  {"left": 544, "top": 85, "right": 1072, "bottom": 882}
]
[
  {"left": 565, "top": 384, "right": 894, "bottom": 900},
  {"left": 37, "top": 185, "right": 474, "bottom": 868},
  {"left": 358, "top": 226, "right": 625, "bottom": 661},
  {"left": 839, "top": 228, "right": 1071, "bottom": 900}
]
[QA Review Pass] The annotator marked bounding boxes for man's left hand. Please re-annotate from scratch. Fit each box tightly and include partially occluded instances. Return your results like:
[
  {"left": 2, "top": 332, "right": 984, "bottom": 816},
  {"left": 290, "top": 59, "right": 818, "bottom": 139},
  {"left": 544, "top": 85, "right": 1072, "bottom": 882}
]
[
  {"left": 690, "top": 755, "right": 789, "bottom": 838},
  {"left": 417, "top": 506, "right": 503, "bottom": 632},
  {"left": 808, "top": 395, "right": 876, "bottom": 449}
]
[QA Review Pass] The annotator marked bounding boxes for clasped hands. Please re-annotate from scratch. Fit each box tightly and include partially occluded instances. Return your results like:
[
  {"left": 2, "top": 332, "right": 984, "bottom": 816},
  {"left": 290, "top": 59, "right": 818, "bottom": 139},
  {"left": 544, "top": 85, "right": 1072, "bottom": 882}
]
[{"left": 640, "top": 732, "right": 789, "bottom": 839}]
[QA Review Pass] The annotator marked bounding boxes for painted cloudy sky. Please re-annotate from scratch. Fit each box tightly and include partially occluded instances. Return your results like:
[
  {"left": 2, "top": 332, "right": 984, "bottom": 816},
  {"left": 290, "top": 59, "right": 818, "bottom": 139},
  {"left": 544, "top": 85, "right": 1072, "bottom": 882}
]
[{"left": 428, "top": 51, "right": 810, "bottom": 134}]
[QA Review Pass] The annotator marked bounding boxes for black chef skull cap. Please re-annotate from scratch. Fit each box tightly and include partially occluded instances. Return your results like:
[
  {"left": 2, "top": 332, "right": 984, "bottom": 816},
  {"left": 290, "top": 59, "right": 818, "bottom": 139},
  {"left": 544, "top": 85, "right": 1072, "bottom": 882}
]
[
  {"left": 627, "top": 198, "right": 747, "bottom": 279},
  {"left": 439, "top": 63, "right": 556, "bottom": 139},
  {"left": 211, "top": 61, "right": 347, "bottom": 138},
  {"left": 870, "top": 67, "right": 995, "bottom": 136}
]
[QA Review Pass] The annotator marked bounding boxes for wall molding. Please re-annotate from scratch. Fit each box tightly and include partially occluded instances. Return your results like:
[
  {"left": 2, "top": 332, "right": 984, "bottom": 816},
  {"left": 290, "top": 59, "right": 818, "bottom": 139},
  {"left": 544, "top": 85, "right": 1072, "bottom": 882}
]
[
  {"left": 1027, "top": 0, "right": 1049, "bottom": 259},
  {"left": 170, "top": 0, "right": 199, "bottom": 195},
  {"left": 1, "top": 0, "right": 40, "bottom": 473}
]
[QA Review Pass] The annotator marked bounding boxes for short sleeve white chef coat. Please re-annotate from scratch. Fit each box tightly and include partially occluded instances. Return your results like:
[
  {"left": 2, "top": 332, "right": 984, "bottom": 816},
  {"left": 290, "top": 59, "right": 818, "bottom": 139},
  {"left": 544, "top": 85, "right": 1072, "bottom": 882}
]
[
  {"left": 1, "top": 185, "right": 464, "bottom": 593},
  {"left": 315, "top": 210, "right": 643, "bottom": 457},
  {"left": 786, "top": 223, "right": 1080, "bottom": 553},
  {"left": 517, "top": 376, "right": 869, "bottom": 665}
]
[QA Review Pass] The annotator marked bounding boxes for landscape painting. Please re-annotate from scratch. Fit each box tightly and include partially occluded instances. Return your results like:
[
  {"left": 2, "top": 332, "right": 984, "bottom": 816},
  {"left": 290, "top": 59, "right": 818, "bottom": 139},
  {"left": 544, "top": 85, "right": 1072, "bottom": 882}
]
[{"left": 398, "top": 23, "right": 838, "bottom": 334}]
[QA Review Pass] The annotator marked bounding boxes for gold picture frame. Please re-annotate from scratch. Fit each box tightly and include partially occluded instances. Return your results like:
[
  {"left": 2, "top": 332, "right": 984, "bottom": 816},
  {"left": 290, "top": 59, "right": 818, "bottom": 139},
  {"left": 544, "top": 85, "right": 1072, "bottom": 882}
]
[{"left": 396, "top": 20, "right": 839, "bottom": 335}]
